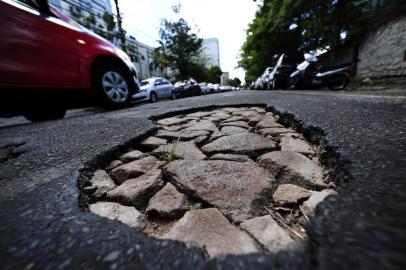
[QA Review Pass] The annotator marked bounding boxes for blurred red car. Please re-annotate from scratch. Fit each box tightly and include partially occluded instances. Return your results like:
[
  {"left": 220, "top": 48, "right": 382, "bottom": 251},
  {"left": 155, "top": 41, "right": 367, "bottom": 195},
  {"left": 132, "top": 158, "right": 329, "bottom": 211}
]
[{"left": 0, "top": 0, "right": 139, "bottom": 121}]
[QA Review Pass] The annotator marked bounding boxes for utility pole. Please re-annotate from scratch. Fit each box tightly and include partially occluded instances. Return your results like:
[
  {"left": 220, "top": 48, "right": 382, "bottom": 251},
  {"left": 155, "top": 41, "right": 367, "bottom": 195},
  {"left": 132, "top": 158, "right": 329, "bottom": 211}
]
[{"left": 113, "top": 0, "right": 126, "bottom": 51}]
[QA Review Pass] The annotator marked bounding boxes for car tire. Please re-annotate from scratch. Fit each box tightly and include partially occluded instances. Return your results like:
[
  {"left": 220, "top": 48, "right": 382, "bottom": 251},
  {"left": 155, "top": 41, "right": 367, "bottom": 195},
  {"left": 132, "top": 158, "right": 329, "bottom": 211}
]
[
  {"left": 92, "top": 64, "right": 134, "bottom": 109},
  {"left": 23, "top": 107, "right": 66, "bottom": 122},
  {"left": 150, "top": 92, "right": 158, "bottom": 103}
]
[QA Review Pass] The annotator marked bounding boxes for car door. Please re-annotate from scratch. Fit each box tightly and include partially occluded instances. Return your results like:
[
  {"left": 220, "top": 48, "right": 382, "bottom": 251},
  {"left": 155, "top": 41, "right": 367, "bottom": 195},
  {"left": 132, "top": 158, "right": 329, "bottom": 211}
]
[
  {"left": 161, "top": 79, "right": 173, "bottom": 98},
  {"left": 153, "top": 79, "right": 164, "bottom": 99},
  {"left": 0, "top": 0, "right": 80, "bottom": 87}
]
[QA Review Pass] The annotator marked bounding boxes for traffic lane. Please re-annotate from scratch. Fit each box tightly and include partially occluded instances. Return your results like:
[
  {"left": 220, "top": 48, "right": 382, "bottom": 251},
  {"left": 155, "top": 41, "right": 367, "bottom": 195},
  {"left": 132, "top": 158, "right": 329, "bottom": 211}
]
[{"left": 0, "top": 90, "right": 405, "bottom": 269}]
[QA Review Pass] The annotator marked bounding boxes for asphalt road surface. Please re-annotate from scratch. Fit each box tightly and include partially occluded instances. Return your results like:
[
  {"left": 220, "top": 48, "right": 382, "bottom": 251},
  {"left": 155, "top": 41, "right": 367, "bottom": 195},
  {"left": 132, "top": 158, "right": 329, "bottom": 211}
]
[{"left": 0, "top": 89, "right": 405, "bottom": 270}]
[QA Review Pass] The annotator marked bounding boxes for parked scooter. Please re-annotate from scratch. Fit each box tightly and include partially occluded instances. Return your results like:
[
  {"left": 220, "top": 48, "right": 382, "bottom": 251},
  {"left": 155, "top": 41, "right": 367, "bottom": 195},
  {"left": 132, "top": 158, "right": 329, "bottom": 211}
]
[{"left": 288, "top": 53, "right": 353, "bottom": 90}]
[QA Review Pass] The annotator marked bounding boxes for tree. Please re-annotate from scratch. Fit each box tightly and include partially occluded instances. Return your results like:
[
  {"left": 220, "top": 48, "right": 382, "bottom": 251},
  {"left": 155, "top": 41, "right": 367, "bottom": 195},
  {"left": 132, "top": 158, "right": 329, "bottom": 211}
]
[
  {"left": 151, "top": 45, "right": 171, "bottom": 77},
  {"left": 156, "top": 18, "right": 203, "bottom": 81},
  {"left": 102, "top": 11, "right": 116, "bottom": 32},
  {"left": 228, "top": 78, "right": 242, "bottom": 87},
  {"left": 239, "top": 0, "right": 388, "bottom": 83},
  {"left": 206, "top": 66, "right": 223, "bottom": 84}
]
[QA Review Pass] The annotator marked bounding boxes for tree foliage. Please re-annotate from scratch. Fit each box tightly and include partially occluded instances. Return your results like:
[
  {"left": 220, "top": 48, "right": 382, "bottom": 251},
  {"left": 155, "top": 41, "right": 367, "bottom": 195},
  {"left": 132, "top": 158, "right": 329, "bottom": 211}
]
[
  {"left": 239, "top": 0, "right": 400, "bottom": 83},
  {"left": 206, "top": 66, "right": 223, "bottom": 84},
  {"left": 156, "top": 18, "right": 203, "bottom": 81},
  {"left": 228, "top": 77, "right": 242, "bottom": 87}
]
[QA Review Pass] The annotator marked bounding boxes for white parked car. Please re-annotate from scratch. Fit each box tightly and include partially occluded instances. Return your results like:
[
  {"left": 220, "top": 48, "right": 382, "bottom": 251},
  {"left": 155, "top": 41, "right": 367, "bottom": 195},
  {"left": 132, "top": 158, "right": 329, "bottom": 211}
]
[
  {"left": 133, "top": 77, "right": 174, "bottom": 103},
  {"left": 199, "top": 83, "right": 211, "bottom": 95}
]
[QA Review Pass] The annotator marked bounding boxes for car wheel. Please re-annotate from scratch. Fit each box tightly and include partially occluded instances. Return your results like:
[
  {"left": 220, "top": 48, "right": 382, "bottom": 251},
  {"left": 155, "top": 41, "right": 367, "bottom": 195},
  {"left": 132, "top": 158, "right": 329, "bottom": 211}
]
[
  {"left": 24, "top": 107, "right": 66, "bottom": 122},
  {"left": 93, "top": 65, "right": 134, "bottom": 109},
  {"left": 150, "top": 92, "right": 158, "bottom": 103}
]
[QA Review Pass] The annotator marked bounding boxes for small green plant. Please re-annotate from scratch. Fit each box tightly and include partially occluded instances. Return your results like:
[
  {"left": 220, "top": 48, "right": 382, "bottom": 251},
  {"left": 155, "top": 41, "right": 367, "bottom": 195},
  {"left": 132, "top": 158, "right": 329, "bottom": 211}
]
[{"left": 160, "top": 137, "right": 180, "bottom": 164}]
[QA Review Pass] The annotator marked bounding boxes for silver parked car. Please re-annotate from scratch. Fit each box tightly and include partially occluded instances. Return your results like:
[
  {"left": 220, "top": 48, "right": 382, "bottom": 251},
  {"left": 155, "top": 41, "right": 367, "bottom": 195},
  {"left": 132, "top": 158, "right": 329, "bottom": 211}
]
[{"left": 133, "top": 77, "right": 174, "bottom": 103}]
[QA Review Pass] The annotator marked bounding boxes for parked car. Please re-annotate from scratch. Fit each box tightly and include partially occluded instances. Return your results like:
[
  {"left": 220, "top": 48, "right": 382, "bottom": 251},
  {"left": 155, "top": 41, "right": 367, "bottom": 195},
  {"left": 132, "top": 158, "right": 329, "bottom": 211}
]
[
  {"left": 269, "top": 54, "right": 302, "bottom": 90},
  {"left": 0, "top": 0, "right": 140, "bottom": 121},
  {"left": 133, "top": 77, "right": 174, "bottom": 102},
  {"left": 207, "top": 83, "right": 216, "bottom": 94},
  {"left": 199, "top": 83, "right": 211, "bottom": 95},
  {"left": 173, "top": 79, "right": 201, "bottom": 98}
]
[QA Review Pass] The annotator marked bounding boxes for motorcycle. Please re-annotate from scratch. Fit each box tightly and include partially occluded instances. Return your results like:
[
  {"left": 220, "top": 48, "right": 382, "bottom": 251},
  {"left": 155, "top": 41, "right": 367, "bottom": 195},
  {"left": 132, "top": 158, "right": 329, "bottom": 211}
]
[{"left": 288, "top": 53, "right": 353, "bottom": 91}]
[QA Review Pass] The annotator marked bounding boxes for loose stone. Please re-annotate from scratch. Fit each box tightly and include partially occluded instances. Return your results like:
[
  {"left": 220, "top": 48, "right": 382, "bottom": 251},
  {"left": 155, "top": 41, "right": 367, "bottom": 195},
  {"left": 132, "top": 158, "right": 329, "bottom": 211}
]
[
  {"left": 90, "top": 170, "right": 116, "bottom": 198},
  {"left": 210, "top": 153, "right": 252, "bottom": 162},
  {"left": 107, "top": 170, "right": 164, "bottom": 208},
  {"left": 119, "top": 150, "right": 148, "bottom": 163},
  {"left": 220, "top": 121, "right": 250, "bottom": 129},
  {"left": 202, "top": 117, "right": 221, "bottom": 125},
  {"left": 280, "top": 137, "right": 315, "bottom": 155},
  {"left": 221, "top": 126, "right": 248, "bottom": 135},
  {"left": 240, "top": 215, "right": 293, "bottom": 253},
  {"left": 155, "top": 130, "right": 210, "bottom": 141},
  {"left": 140, "top": 136, "right": 168, "bottom": 149},
  {"left": 210, "top": 132, "right": 228, "bottom": 141},
  {"left": 163, "top": 160, "right": 274, "bottom": 222},
  {"left": 234, "top": 110, "right": 260, "bottom": 118},
  {"left": 210, "top": 112, "right": 231, "bottom": 120},
  {"left": 257, "top": 151, "right": 327, "bottom": 189},
  {"left": 186, "top": 111, "right": 213, "bottom": 118},
  {"left": 255, "top": 118, "right": 281, "bottom": 129},
  {"left": 105, "top": 160, "right": 123, "bottom": 171},
  {"left": 221, "top": 107, "right": 241, "bottom": 113},
  {"left": 221, "top": 116, "right": 246, "bottom": 123},
  {"left": 110, "top": 156, "right": 164, "bottom": 184},
  {"left": 302, "top": 189, "right": 337, "bottom": 217},
  {"left": 272, "top": 184, "right": 313, "bottom": 206},
  {"left": 163, "top": 208, "right": 259, "bottom": 257},
  {"left": 193, "top": 135, "right": 209, "bottom": 145},
  {"left": 89, "top": 170, "right": 116, "bottom": 198},
  {"left": 202, "top": 132, "right": 277, "bottom": 158},
  {"left": 153, "top": 141, "right": 207, "bottom": 160},
  {"left": 248, "top": 115, "right": 266, "bottom": 127},
  {"left": 259, "top": 127, "right": 294, "bottom": 137},
  {"left": 181, "top": 120, "right": 219, "bottom": 133},
  {"left": 250, "top": 107, "right": 266, "bottom": 114},
  {"left": 146, "top": 182, "right": 191, "bottom": 218},
  {"left": 89, "top": 202, "right": 144, "bottom": 229},
  {"left": 157, "top": 117, "right": 189, "bottom": 126}
]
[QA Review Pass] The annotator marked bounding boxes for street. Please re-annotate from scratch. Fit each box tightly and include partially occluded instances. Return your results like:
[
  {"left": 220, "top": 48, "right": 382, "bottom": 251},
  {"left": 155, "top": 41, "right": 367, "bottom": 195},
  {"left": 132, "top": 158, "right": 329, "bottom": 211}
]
[{"left": 0, "top": 89, "right": 405, "bottom": 269}]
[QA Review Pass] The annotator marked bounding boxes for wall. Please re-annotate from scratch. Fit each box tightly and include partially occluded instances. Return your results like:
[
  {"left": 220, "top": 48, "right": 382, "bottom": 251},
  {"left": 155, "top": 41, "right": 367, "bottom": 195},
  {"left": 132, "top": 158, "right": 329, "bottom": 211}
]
[
  {"left": 357, "top": 15, "right": 406, "bottom": 79},
  {"left": 322, "top": 15, "right": 406, "bottom": 80}
]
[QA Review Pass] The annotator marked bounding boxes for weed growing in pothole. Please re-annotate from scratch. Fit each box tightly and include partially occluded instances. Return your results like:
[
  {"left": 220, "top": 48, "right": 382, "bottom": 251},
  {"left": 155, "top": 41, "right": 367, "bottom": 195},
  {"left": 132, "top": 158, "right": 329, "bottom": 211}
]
[{"left": 159, "top": 137, "right": 180, "bottom": 164}]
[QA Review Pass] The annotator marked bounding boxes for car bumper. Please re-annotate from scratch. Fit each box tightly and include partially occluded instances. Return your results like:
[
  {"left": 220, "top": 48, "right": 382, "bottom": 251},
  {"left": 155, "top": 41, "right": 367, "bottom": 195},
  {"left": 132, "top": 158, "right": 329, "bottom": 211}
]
[{"left": 132, "top": 91, "right": 148, "bottom": 101}]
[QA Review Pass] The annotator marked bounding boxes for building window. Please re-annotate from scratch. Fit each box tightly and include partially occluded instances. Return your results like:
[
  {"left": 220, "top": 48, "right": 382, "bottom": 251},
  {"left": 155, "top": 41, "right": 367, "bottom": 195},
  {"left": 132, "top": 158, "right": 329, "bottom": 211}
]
[{"left": 131, "top": 55, "right": 139, "bottom": 63}]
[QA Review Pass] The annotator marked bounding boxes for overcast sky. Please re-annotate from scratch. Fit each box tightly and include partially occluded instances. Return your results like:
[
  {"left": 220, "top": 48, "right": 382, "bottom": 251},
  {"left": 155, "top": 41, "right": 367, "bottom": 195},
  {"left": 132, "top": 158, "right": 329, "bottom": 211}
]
[{"left": 112, "top": 0, "right": 258, "bottom": 82}]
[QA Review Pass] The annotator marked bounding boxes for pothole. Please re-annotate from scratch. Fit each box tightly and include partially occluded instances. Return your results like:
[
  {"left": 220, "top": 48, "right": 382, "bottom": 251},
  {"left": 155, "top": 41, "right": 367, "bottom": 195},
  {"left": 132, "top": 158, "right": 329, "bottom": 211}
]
[{"left": 79, "top": 106, "right": 342, "bottom": 258}]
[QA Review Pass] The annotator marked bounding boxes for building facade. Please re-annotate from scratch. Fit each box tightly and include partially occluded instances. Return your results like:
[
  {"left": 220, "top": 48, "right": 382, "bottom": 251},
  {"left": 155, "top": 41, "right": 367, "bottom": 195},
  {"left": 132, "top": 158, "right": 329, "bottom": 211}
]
[
  {"left": 51, "top": 0, "right": 162, "bottom": 80},
  {"left": 126, "top": 36, "right": 163, "bottom": 80},
  {"left": 50, "top": 0, "right": 113, "bottom": 32},
  {"left": 201, "top": 38, "right": 220, "bottom": 68}
]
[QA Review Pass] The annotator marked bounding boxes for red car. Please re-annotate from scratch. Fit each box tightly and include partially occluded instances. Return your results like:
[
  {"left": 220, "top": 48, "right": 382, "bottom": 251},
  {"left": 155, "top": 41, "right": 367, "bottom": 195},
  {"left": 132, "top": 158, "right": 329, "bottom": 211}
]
[{"left": 0, "top": 0, "right": 140, "bottom": 121}]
